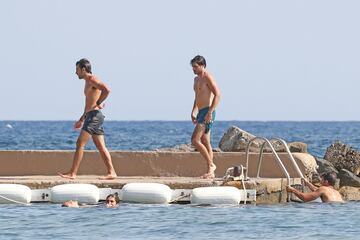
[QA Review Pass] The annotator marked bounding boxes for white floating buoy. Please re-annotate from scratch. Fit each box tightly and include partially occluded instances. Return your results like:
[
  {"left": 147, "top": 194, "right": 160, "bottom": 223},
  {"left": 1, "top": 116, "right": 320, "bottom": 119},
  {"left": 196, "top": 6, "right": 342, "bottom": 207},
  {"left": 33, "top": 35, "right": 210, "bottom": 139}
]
[
  {"left": 5, "top": 124, "right": 13, "bottom": 129},
  {"left": 0, "top": 184, "right": 31, "bottom": 204},
  {"left": 50, "top": 184, "right": 99, "bottom": 204},
  {"left": 122, "top": 183, "right": 172, "bottom": 204},
  {"left": 190, "top": 186, "right": 241, "bottom": 205}
]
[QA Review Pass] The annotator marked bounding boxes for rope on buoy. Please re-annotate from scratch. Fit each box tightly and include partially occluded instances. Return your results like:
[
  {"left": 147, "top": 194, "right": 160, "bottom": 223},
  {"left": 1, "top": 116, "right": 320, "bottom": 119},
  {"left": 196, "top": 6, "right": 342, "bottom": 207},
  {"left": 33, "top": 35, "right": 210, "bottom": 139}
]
[
  {"left": 0, "top": 194, "right": 31, "bottom": 205},
  {"left": 169, "top": 194, "right": 191, "bottom": 204},
  {"left": 240, "top": 166, "right": 247, "bottom": 204}
]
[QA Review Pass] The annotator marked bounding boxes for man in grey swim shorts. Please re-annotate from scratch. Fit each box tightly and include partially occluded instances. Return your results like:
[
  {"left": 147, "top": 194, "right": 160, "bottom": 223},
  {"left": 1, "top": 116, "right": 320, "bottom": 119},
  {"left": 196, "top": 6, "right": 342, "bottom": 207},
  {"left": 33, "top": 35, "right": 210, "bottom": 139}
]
[
  {"left": 59, "top": 58, "right": 117, "bottom": 180},
  {"left": 82, "top": 110, "right": 105, "bottom": 135}
]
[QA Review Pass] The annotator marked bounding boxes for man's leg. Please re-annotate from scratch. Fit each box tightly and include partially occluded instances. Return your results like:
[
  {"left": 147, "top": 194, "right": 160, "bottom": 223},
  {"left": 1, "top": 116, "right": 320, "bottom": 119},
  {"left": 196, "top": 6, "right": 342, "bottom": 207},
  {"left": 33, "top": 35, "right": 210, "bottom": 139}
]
[
  {"left": 59, "top": 130, "right": 91, "bottom": 179},
  {"left": 191, "top": 124, "right": 214, "bottom": 179},
  {"left": 92, "top": 134, "right": 117, "bottom": 180},
  {"left": 201, "top": 130, "right": 216, "bottom": 178}
]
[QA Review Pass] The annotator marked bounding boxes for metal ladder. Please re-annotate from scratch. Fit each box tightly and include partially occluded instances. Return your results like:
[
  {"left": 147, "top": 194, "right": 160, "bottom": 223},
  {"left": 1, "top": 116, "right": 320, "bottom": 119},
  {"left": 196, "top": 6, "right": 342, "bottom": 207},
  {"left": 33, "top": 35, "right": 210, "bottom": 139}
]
[{"left": 244, "top": 137, "right": 304, "bottom": 186}]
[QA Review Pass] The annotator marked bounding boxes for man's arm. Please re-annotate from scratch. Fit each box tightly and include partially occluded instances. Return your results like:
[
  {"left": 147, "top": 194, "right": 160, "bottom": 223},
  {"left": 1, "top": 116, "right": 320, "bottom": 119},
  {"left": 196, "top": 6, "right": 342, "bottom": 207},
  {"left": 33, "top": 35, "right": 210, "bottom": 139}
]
[
  {"left": 302, "top": 178, "right": 318, "bottom": 192},
  {"left": 88, "top": 76, "right": 111, "bottom": 106},
  {"left": 191, "top": 100, "right": 198, "bottom": 124},
  {"left": 191, "top": 77, "right": 198, "bottom": 123},
  {"left": 203, "top": 74, "right": 220, "bottom": 123},
  {"left": 73, "top": 101, "right": 87, "bottom": 129},
  {"left": 286, "top": 185, "right": 322, "bottom": 202},
  {"left": 206, "top": 74, "right": 221, "bottom": 113}
]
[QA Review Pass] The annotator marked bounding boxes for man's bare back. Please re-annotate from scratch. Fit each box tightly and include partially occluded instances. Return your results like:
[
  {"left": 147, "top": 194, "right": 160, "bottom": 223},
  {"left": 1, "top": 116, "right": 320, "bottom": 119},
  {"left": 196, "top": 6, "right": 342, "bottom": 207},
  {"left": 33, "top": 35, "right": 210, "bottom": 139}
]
[
  {"left": 318, "top": 186, "right": 343, "bottom": 202},
  {"left": 84, "top": 78, "right": 102, "bottom": 113}
]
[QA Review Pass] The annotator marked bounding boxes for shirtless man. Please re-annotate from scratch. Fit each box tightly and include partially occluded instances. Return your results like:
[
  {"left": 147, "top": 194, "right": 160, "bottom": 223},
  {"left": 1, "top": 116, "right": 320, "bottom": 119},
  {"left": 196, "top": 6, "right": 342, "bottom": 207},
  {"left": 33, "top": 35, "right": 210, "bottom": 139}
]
[
  {"left": 286, "top": 172, "right": 343, "bottom": 203},
  {"left": 190, "top": 55, "right": 221, "bottom": 179},
  {"left": 59, "top": 58, "right": 117, "bottom": 180}
]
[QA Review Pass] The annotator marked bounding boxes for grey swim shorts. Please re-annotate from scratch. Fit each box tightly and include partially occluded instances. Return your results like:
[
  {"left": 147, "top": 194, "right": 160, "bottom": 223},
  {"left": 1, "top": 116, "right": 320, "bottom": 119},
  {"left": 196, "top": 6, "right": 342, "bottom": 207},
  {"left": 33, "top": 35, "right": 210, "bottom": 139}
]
[{"left": 82, "top": 110, "right": 105, "bottom": 135}]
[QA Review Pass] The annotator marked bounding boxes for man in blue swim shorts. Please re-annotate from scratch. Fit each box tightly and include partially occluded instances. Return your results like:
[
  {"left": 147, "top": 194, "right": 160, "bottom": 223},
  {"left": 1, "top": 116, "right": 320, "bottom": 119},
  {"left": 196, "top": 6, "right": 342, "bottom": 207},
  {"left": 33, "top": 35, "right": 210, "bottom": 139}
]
[
  {"left": 60, "top": 58, "right": 117, "bottom": 180},
  {"left": 190, "top": 55, "right": 221, "bottom": 179}
]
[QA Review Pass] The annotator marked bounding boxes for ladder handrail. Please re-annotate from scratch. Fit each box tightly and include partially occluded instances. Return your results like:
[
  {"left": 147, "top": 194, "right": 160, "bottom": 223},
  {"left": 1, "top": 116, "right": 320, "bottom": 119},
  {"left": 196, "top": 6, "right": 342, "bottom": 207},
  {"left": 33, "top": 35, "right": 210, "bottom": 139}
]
[
  {"left": 245, "top": 137, "right": 290, "bottom": 185},
  {"left": 269, "top": 138, "right": 304, "bottom": 179}
]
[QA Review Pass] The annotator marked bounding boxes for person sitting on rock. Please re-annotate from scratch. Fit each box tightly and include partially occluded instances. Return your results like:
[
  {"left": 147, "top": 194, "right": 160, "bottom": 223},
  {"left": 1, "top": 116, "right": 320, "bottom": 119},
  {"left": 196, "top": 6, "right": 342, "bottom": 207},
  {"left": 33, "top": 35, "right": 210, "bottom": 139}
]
[
  {"left": 286, "top": 172, "right": 343, "bottom": 203},
  {"left": 62, "top": 194, "right": 120, "bottom": 208}
]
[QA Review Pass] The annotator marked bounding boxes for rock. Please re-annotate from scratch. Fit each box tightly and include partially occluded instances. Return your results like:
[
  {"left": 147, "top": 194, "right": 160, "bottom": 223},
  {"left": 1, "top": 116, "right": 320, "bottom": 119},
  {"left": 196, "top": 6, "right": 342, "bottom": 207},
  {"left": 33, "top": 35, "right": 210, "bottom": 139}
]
[
  {"left": 155, "top": 144, "right": 195, "bottom": 152},
  {"left": 338, "top": 169, "right": 360, "bottom": 187},
  {"left": 324, "top": 142, "right": 360, "bottom": 176},
  {"left": 212, "top": 148, "right": 222, "bottom": 152},
  {"left": 315, "top": 157, "right": 338, "bottom": 175},
  {"left": 288, "top": 142, "right": 308, "bottom": 153},
  {"left": 262, "top": 139, "right": 286, "bottom": 153},
  {"left": 293, "top": 153, "right": 319, "bottom": 180},
  {"left": 219, "top": 126, "right": 308, "bottom": 153},
  {"left": 218, "top": 126, "right": 259, "bottom": 152},
  {"left": 156, "top": 144, "right": 221, "bottom": 152},
  {"left": 261, "top": 141, "right": 307, "bottom": 153},
  {"left": 339, "top": 186, "right": 360, "bottom": 201}
]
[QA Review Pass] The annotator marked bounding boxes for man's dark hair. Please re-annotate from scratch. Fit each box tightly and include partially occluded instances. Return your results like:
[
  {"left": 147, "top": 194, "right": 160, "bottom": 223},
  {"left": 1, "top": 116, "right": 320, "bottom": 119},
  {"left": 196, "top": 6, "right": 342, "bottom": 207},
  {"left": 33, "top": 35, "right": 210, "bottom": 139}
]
[
  {"left": 76, "top": 58, "right": 92, "bottom": 73},
  {"left": 106, "top": 194, "right": 120, "bottom": 204},
  {"left": 322, "top": 172, "right": 337, "bottom": 186},
  {"left": 190, "top": 55, "right": 206, "bottom": 68}
]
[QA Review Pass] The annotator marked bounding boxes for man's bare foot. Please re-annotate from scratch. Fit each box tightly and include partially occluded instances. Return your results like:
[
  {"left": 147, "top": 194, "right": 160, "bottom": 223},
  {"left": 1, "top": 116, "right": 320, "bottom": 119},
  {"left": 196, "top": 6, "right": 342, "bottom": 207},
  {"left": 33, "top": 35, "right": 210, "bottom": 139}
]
[
  {"left": 98, "top": 174, "right": 117, "bottom": 180},
  {"left": 200, "top": 172, "right": 215, "bottom": 179},
  {"left": 209, "top": 164, "right": 216, "bottom": 174},
  {"left": 58, "top": 172, "right": 76, "bottom": 179},
  {"left": 200, "top": 164, "right": 217, "bottom": 179}
]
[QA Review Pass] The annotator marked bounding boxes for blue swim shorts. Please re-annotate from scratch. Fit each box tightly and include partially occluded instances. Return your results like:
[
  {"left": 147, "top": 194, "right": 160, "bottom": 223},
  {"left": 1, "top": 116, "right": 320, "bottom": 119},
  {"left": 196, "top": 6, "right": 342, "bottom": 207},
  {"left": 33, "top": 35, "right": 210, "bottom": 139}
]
[{"left": 196, "top": 107, "right": 216, "bottom": 134}]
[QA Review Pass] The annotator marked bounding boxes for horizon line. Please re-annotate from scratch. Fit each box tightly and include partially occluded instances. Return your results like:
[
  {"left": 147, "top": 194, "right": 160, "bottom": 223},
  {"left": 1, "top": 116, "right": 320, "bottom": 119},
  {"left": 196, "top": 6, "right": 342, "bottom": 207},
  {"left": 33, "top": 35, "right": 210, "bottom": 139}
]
[{"left": 1, "top": 119, "right": 359, "bottom": 122}]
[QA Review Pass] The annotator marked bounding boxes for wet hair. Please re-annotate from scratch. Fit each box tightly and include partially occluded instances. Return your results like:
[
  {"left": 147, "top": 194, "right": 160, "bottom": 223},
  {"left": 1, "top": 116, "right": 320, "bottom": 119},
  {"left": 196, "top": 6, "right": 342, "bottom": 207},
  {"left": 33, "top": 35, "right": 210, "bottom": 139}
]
[
  {"left": 322, "top": 172, "right": 337, "bottom": 186},
  {"left": 190, "top": 55, "right": 206, "bottom": 68},
  {"left": 76, "top": 58, "right": 92, "bottom": 73},
  {"left": 106, "top": 194, "right": 120, "bottom": 204}
]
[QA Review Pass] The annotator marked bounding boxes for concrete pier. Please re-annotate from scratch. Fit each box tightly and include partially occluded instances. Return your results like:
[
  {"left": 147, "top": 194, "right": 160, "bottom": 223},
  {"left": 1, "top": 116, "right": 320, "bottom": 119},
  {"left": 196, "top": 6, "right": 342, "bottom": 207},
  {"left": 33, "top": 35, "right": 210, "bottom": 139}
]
[{"left": 0, "top": 150, "right": 313, "bottom": 204}]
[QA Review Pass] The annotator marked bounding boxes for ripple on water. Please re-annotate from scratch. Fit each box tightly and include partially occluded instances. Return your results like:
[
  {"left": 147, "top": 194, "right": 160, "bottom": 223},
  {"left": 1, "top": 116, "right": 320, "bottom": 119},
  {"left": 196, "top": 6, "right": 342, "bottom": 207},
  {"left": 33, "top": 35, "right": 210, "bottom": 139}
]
[{"left": 0, "top": 202, "right": 359, "bottom": 240}]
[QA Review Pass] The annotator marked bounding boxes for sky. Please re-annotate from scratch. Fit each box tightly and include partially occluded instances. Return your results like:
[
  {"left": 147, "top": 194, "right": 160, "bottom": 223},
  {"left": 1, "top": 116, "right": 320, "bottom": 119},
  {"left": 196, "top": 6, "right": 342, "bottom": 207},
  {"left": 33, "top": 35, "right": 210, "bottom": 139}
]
[{"left": 1, "top": 0, "right": 359, "bottom": 121}]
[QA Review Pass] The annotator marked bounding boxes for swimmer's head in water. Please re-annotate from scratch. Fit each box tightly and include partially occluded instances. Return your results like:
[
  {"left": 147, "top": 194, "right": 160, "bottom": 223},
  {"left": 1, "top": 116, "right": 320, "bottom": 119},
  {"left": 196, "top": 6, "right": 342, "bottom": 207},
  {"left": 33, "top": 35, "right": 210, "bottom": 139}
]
[
  {"left": 62, "top": 200, "right": 79, "bottom": 208},
  {"left": 105, "top": 194, "right": 120, "bottom": 208},
  {"left": 321, "top": 172, "right": 337, "bottom": 186}
]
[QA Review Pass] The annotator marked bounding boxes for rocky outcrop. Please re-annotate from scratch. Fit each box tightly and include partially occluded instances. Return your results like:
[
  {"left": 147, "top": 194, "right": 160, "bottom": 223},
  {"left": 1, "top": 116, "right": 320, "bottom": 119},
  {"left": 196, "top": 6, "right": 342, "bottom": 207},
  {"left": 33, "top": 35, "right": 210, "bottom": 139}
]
[
  {"left": 288, "top": 142, "right": 308, "bottom": 153},
  {"left": 218, "top": 126, "right": 258, "bottom": 152},
  {"left": 155, "top": 143, "right": 221, "bottom": 152},
  {"left": 293, "top": 153, "right": 318, "bottom": 180},
  {"left": 339, "top": 186, "right": 360, "bottom": 201},
  {"left": 155, "top": 144, "right": 195, "bottom": 152},
  {"left": 324, "top": 142, "right": 360, "bottom": 176},
  {"left": 315, "top": 157, "right": 338, "bottom": 175},
  {"left": 218, "top": 126, "right": 308, "bottom": 153},
  {"left": 338, "top": 169, "right": 360, "bottom": 187}
]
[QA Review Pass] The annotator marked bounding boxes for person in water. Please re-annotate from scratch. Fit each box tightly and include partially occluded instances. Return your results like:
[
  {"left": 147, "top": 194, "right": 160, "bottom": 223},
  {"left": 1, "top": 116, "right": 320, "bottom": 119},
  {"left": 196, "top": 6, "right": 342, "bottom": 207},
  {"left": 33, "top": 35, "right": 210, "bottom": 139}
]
[
  {"left": 190, "top": 55, "right": 221, "bottom": 179},
  {"left": 59, "top": 58, "right": 117, "bottom": 180},
  {"left": 286, "top": 172, "right": 343, "bottom": 203},
  {"left": 62, "top": 194, "right": 120, "bottom": 208}
]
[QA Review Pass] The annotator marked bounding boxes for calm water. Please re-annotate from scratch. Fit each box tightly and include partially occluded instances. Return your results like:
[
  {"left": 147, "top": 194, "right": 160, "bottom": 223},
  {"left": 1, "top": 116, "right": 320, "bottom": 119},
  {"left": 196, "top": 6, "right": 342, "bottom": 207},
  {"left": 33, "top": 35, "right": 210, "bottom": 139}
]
[
  {"left": 0, "top": 202, "right": 358, "bottom": 240},
  {"left": 1, "top": 121, "right": 360, "bottom": 157},
  {"left": 1, "top": 121, "right": 359, "bottom": 240}
]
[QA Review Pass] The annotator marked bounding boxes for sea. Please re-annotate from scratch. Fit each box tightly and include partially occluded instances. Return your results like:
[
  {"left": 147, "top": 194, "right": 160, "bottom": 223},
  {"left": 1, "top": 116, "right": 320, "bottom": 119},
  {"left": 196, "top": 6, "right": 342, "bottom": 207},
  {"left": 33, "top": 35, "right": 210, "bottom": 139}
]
[
  {"left": 0, "top": 121, "right": 359, "bottom": 240},
  {"left": 1, "top": 121, "right": 360, "bottom": 157}
]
